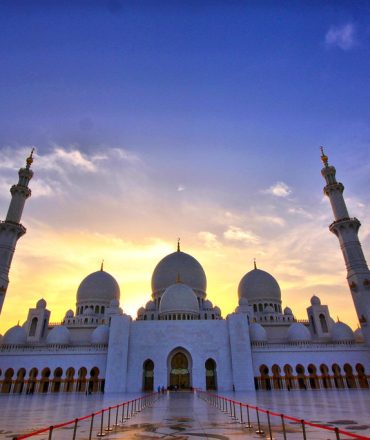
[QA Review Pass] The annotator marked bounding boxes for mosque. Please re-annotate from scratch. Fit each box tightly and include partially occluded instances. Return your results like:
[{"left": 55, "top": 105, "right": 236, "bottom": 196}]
[{"left": 0, "top": 149, "right": 369, "bottom": 394}]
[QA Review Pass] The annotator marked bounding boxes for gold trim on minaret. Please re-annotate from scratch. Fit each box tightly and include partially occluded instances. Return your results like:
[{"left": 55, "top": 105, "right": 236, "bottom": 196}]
[
  {"left": 26, "top": 148, "right": 35, "bottom": 169},
  {"left": 177, "top": 237, "right": 181, "bottom": 252},
  {"left": 100, "top": 259, "right": 104, "bottom": 271},
  {"left": 320, "top": 146, "right": 329, "bottom": 167}
]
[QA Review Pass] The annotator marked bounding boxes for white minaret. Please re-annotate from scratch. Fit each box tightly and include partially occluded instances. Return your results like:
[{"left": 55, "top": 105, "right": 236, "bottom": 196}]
[
  {"left": 0, "top": 149, "right": 34, "bottom": 314},
  {"left": 320, "top": 147, "right": 370, "bottom": 345}
]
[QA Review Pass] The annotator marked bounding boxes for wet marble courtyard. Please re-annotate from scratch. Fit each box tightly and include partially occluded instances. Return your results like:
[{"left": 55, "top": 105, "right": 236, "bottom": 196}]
[{"left": 0, "top": 389, "right": 369, "bottom": 440}]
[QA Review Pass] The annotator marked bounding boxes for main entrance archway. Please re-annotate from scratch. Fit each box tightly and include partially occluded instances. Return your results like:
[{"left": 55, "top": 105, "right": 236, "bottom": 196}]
[{"left": 168, "top": 348, "right": 192, "bottom": 389}]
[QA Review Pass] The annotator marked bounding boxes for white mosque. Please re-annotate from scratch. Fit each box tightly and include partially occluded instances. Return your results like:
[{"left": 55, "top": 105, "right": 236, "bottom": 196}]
[{"left": 0, "top": 149, "right": 369, "bottom": 394}]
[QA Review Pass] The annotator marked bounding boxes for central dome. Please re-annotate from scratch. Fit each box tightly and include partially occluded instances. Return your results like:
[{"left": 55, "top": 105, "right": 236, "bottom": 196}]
[
  {"left": 152, "top": 250, "right": 207, "bottom": 295},
  {"left": 77, "top": 270, "right": 120, "bottom": 304},
  {"left": 159, "top": 283, "right": 199, "bottom": 315},
  {"left": 238, "top": 268, "right": 281, "bottom": 302}
]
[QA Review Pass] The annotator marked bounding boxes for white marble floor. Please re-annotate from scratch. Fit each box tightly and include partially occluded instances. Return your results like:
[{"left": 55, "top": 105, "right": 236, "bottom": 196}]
[{"left": 1, "top": 390, "right": 369, "bottom": 439}]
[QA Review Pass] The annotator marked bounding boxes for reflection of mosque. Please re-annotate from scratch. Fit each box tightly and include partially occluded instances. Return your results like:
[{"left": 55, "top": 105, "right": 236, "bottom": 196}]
[{"left": 0, "top": 150, "right": 369, "bottom": 393}]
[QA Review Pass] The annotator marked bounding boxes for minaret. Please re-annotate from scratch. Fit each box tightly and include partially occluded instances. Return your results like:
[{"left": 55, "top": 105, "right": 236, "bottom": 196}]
[
  {"left": 0, "top": 149, "right": 34, "bottom": 314},
  {"left": 320, "top": 147, "right": 370, "bottom": 344}
]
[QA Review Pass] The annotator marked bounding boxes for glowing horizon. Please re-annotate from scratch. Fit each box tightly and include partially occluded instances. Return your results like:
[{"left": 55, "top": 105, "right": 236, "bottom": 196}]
[{"left": 0, "top": 146, "right": 368, "bottom": 334}]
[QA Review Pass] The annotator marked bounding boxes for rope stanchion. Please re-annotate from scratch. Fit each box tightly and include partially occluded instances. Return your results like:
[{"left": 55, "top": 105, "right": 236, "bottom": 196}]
[
  {"left": 266, "top": 411, "right": 274, "bottom": 440},
  {"left": 113, "top": 405, "right": 119, "bottom": 428},
  {"left": 245, "top": 404, "right": 252, "bottom": 429},
  {"left": 301, "top": 419, "right": 307, "bottom": 440},
  {"left": 88, "top": 414, "right": 95, "bottom": 440},
  {"left": 105, "top": 407, "right": 113, "bottom": 432},
  {"left": 72, "top": 418, "right": 78, "bottom": 440},
  {"left": 47, "top": 426, "right": 53, "bottom": 440},
  {"left": 255, "top": 407, "right": 265, "bottom": 435},
  {"left": 96, "top": 410, "right": 106, "bottom": 437},
  {"left": 280, "top": 414, "right": 286, "bottom": 440}
]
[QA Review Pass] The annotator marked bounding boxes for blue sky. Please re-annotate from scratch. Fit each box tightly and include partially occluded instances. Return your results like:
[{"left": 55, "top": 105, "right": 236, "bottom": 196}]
[{"left": 0, "top": 1, "right": 369, "bottom": 330}]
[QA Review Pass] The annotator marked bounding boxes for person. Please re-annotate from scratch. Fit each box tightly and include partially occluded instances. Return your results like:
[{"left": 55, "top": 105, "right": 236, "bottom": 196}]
[
  {"left": 157, "top": 385, "right": 161, "bottom": 393},
  {"left": 161, "top": 385, "right": 165, "bottom": 394}
]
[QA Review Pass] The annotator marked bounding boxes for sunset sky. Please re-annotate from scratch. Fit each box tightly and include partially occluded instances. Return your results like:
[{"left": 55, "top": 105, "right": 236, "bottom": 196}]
[{"left": 0, "top": 1, "right": 370, "bottom": 333}]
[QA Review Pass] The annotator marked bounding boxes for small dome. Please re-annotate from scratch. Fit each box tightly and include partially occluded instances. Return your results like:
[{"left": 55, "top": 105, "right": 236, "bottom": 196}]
[
  {"left": 284, "top": 307, "right": 293, "bottom": 315},
  {"left": 214, "top": 306, "right": 221, "bottom": 315},
  {"left": 239, "top": 297, "right": 249, "bottom": 306},
  {"left": 110, "top": 299, "right": 119, "bottom": 308},
  {"left": 264, "top": 305, "right": 274, "bottom": 313},
  {"left": 137, "top": 307, "right": 145, "bottom": 316},
  {"left": 46, "top": 326, "right": 71, "bottom": 345},
  {"left": 331, "top": 322, "right": 355, "bottom": 342},
  {"left": 77, "top": 270, "right": 120, "bottom": 304},
  {"left": 3, "top": 325, "right": 27, "bottom": 345},
  {"left": 91, "top": 325, "right": 110, "bottom": 344},
  {"left": 36, "top": 298, "right": 47, "bottom": 309},
  {"left": 152, "top": 251, "right": 207, "bottom": 295},
  {"left": 287, "top": 323, "right": 311, "bottom": 342},
  {"left": 159, "top": 283, "right": 199, "bottom": 315},
  {"left": 203, "top": 300, "right": 213, "bottom": 310},
  {"left": 145, "top": 300, "right": 156, "bottom": 311},
  {"left": 238, "top": 268, "right": 281, "bottom": 303},
  {"left": 310, "top": 295, "right": 321, "bottom": 306},
  {"left": 83, "top": 307, "right": 94, "bottom": 316},
  {"left": 65, "top": 309, "right": 74, "bottom": 318},
  {"left": 249, "top": 323, "right": 267, "bottom": 343},
  {"left": 354, "top": 327, "right": 364, "bottom": 343}
]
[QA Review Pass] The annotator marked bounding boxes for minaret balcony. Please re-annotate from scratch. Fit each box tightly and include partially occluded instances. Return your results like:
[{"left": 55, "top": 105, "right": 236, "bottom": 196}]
[
  {"left": 0, "top": 221, "right": 27, "bottom": 237},
  {"left": 329, "top": 217, "right": 361, "bottom": 235}
]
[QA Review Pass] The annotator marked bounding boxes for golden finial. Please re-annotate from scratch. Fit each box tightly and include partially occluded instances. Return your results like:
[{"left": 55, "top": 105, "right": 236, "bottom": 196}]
[
  {"left": 17, "top": 320, "right": 20, "bottom": 326},
  {"left": 176, "top": 272, "right": 182, "bottom": 283},
  {"left": 26, "top": 148, "right": 35, "bottom": 169},
  {"left": 337, "top": 315, "right": 340, "bottom": 323},
  {"left": 253, "top": 258, "right": 257, "bottom": 270},
  {"left": 320, "top": 146, "right": 329, "bottom": 167},
  {"left": 100, "top": 259, "right": 104, "bottom": 271},
  {"left": 177, "top": 237, "right": 181, "bottom": 252}
]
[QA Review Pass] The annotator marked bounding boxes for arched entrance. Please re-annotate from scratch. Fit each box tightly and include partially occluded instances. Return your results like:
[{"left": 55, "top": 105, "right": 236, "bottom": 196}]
[
  {"left": 205, "top": 359, "right": 217, "bottom": 390},
  {"left": 168, "top": 349, "right": 192, "bottom": 389},
  {"left": 143, "top": 359, "right": 154, "bottom": 391}
]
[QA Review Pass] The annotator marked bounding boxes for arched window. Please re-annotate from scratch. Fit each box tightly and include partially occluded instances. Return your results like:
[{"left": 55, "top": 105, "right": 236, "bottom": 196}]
[
  {"left": 271, "top": 364, "right": 282, "bottom": 389},
  {"left": 95, "top": 305, "right": 99, "bottom": 314},
  {"left": 101, "top": 306, "right": 105, "bottom": 314},
  {"left": 77, "top": 367, "right": 87, "bottom": 392},
  {"left": 319, "top": 314, "right": 328, "bottom": 333},
  {"left": 89, "top": 367, "right": 100, "bottom": 393},
  {"left": 258, "top": 304, "right": 263, "bottom": 312},
  {"left": 356, "top": 363, "right": 369, "bottom": 389},
  {"left": 27, "top": 368, "right": 38, "bottom": 394},
  {"left": 259, "top": 364, "right": 271, "bottom": 390},
  {"left": 13, "top": 368, "right": 26, "bottom": 394},
  {"left": 52, "top": 368, "right": 63, "bottom": 393},
  {"left": 296, "top": 364, "right": 306, "bottom": 390},
  {"left": 309, "top": 315, "right": 316, "bottom": 334},
  {"left": 29, "top": 317, "right": 38, "bottom": 336},
  {"left": 143, "top": 359, "right": 154, "bottom": 391},
  {"left": 1, "top": 368, "right": 14, "bottom": 393},
  {"left": 40, "top": 368, "right": 51, "bottom": 393},
  {"left": 205, "top": 358, "right": 217, "bottom": 390},
  {"left": 65, "top": 367, "right": 75, "bottom": 392}
]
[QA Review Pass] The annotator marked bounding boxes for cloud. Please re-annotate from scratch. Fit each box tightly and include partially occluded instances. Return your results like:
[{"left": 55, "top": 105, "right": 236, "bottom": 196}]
[
  {"left": 263, "top": 181, "right": 292, "bottom": 198},
  {"left": 198, "top": 231, "right": 220, "bottom": 249},
  {"left": 177, "top": 185, "right": 185, "bottom": 192},
  {"left": 325, "top": 23, "right": 356, "bottom": 50},
  {"left": 288, "top": 207, "right": 313, "bottom": 219},
  {"left": 223, "top": 226, "right": 260, "bottom": 245}
]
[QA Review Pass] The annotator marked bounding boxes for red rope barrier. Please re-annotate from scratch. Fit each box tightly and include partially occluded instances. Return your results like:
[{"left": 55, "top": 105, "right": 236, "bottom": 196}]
[
  {"left": 14, "top": 392, "right": 157, "bottom": 439},
  {"left": 198, "top": 390, "right": 370, "bottom": 440}
]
